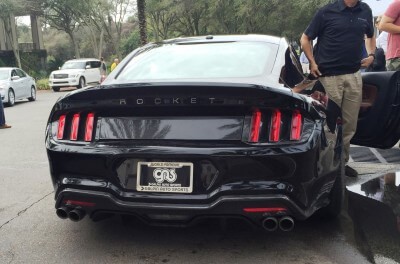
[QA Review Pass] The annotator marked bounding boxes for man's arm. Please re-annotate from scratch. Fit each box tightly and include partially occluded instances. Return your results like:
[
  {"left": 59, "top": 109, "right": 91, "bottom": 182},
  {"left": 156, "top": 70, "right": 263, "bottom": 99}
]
[
  {"left": 361, "top": 36, "right": 376, "bottom": 68},
  {"left": 300, "top": 33, "right": 321, "bottom": 78},
  {"left": 379, "top": 15, "right": 400, "bottom": 34}
]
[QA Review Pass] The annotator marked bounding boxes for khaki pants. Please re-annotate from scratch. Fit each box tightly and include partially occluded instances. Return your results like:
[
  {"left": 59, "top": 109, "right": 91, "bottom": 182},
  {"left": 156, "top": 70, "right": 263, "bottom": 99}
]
[
  {"left": 386, "top": 57, "right": 400, "bottom": 71},
  {"left": 319, "top": 71, "right": 362, "bottom": 162}
]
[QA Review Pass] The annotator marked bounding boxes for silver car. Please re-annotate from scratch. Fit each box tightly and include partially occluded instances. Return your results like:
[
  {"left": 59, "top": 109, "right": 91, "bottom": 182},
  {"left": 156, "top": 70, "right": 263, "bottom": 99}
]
[{"left": 0, "top": 67, "right": 37, "bottom": 106}]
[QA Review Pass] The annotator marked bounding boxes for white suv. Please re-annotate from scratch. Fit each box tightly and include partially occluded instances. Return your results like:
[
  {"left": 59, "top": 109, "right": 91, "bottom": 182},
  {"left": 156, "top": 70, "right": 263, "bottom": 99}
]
[{"left": 49, "top": 58, "right": 101, "bottom": 92}]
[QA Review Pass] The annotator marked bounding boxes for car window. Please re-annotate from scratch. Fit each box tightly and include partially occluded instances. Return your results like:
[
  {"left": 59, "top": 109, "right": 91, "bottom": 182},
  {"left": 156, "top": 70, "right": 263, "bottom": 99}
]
[
  {"left": 0, "top": 70, "right": 9, "bottom": 80},
  {"left": 16, "top": 69, "right": 26, "bottom": 78},
  {"left": 117, "top": 42, "right": 279, "bottom": 81},
  {"left": 279, "top": 47, "right": 304, "bottom": 87},
  {"left": 61, "top": 61, "right": 86, "bottom": 70},
  {"left": 90, "top": 61, "right": 101, "bottom": 68},
  {"left": 11, "top": 70, "right": 18, "bottom": 77}
]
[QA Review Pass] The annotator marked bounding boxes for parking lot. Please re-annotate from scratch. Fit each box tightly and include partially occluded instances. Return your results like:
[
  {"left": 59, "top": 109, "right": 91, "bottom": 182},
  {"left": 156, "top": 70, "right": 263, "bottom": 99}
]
[{"left": 0, "top": 90, "right": 399, "bottom": 264}]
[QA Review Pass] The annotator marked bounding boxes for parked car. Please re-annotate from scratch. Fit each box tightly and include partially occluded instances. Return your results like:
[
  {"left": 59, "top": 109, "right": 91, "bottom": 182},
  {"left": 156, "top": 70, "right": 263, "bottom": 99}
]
[
  {"left": 48, "top": 58, "right": 102, "bottom": 92},
  {"left": 45, "top": 35, "right": 400, "bottom": 231},
  {"left": 0, "top": 67, "right": 37, "bottom": 106}
]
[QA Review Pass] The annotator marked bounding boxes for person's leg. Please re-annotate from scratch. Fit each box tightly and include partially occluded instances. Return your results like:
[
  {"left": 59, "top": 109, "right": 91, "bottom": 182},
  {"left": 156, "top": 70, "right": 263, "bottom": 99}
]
[
  {"left": 319, "top": 75, "right": 344, "bottom": 108},
  {"left": 341, "top": 71, "right": 362, "bottom": 161},
  {"left": 339, "top": 71, "right": 362, "bottom": 177},
  {"left": 0, "top": 101, "right": 11, "bottom": 128},
  {"left": 0, "top": 101, "right": 6, "bottom": 126}
]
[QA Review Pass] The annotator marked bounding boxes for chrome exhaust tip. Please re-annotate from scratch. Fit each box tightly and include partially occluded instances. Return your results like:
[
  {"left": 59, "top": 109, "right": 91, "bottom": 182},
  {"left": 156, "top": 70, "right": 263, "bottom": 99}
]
[
  {"left": 68, "top": 209, "right": 86, "bottom": 222},
  {"left": 279, "top": 216, "right": 294, "bottom": 231},
  {"left": 262, "top": 217, "right": 278, "bottom": 232},
  {"left": 56, "top": 207, "right": 69, "bottom": 220}
]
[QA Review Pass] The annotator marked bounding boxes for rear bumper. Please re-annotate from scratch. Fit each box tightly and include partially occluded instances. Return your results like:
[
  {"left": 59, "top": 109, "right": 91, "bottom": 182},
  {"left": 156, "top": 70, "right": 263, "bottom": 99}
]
[
  {"left": 56, "top": 188, "right": 316, "bottom": 226},
  {"left": 48, "top": 130, "right": 339, "bottom": 225}
]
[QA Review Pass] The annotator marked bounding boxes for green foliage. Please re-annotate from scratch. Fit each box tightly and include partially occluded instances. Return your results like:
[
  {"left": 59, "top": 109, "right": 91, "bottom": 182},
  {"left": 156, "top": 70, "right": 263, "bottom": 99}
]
[
  {"left": 145, "top": 0, "right": 331, "bottom": 44},
  {"left": 36, "top": 78, "right": 51, "bottom": 90},
  {"left": 47, "top": 55, "right": 64, "bottom": 73},
  {"left": 120, "top": 31, "right": 141, "bottom": 57}
]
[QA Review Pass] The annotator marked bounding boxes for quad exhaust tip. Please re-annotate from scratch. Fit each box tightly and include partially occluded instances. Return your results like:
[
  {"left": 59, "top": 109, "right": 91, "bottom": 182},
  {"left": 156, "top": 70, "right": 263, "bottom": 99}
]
[
  {"left": 279, "top": 216, "right": 295, "bottom": 232},
  {"left": 56, "top": 206, "right": 69, "bottom": 219},
  {"left": 262, "top": 217, "right": 279, "bottom": 231},
  {"left": 262, "top": 216, "right": 295, "bottom": 232},
  {"left": 56, "top": 207, "right": 86, "bottom": 222},
  {"left": 68, "top": 209, "right": 86, "bottom": 222}
]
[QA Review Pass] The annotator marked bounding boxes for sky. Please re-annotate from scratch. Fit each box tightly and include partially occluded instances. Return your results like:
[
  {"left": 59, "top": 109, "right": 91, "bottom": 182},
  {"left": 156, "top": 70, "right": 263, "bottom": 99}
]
[{"left": 363, "top": 0, "right": 392, "bottom": 16}]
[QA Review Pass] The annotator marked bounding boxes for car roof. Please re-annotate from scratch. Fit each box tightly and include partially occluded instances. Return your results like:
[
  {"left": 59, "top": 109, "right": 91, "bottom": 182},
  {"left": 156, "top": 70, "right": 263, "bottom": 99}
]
[
  {"left": 0, "top": 67, "right": 17, "bottom": 70},
  {"left": 162, "top": 34, "right": 284, "bottom": 45},
  {"left": 65, "top": 58, "right": 99, "bottom": 62}
]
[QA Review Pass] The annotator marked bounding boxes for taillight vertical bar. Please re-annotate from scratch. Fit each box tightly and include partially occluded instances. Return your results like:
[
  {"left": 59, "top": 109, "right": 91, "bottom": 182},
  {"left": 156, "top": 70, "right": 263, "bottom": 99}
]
[
  {"left": 269, "top": 109, "right": 281, "bottom": 142},
  {"left": 84, "top": 112, "right": 95, "bottom": 142},
  {"left": 290, "top": 110, "right": 302, "bottom": 140},
  {"left": 70, "top": 113, "right": 80, "bottom": 140},
  {"left": 249, "top": 109, "right": 262, "bottom": 143},
  {"left": 57, "top": 114, "right": 66, "bottom": 140}
]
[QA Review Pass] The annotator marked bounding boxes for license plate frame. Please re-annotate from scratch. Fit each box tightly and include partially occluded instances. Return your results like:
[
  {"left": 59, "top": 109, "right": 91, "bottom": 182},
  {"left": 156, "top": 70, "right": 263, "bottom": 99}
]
[{"left": 136, "top": 162, "right": 193, "bottom": 193}]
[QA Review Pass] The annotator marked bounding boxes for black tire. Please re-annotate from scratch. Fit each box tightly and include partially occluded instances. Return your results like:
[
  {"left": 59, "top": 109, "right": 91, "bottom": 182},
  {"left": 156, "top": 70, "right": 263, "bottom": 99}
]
[
  {"left": 52, "top": 86, "right": 60, "bottom": 92},
  {"left": 28, "top": 86, "right": 36, "bottom": 101},
  {"left": 318, "top": 155, "right": 345, "bottom": 219},
  {"left": 6, "top": 89, "right": 15, "bottom": 107},
  {"left": 77, "top": 77, "right": 86, "bottom": 89}
]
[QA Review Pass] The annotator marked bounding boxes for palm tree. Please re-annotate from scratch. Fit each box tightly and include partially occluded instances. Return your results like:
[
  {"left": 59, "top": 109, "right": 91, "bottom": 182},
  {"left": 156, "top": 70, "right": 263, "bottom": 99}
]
[{"left": 137, "top": 0, "right": 147, "bottom": 45}]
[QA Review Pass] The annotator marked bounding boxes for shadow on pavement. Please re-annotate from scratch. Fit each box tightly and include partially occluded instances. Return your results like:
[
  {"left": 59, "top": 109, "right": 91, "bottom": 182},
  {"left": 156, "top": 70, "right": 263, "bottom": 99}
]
[{"left": 347, "top": 171, "right": 400, "bottom": 263}]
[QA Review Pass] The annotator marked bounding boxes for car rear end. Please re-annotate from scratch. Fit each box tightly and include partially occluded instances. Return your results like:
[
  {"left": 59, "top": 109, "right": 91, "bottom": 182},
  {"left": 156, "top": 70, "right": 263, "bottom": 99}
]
[{"left": 45, "top": 36, "right": 342, "bottom": 230}]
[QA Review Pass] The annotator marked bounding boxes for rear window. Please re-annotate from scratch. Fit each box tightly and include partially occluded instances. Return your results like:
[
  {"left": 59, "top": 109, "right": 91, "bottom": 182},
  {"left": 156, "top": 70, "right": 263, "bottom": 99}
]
[
  {"left": 117, "top": 42, "right": 278, "bottom": 81},
  {"left": 61, "top": 61, "right": 86, "bottom": 70}
]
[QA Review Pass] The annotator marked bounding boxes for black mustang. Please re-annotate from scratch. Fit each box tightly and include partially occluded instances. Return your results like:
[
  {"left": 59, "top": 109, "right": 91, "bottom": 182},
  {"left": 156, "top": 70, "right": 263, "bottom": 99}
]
[{"left": 45, "top": 35, "right": 400, "bottom": 231}]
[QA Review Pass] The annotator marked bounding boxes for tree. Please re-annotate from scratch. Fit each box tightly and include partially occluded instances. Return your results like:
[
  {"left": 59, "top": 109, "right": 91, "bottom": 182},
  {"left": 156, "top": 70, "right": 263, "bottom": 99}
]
[
  {"left": 42, "top": 0, "right": 93, "bottom": 58},
  {"left": 147, "top": 0, "right": 177, "bottom": 41},
  {"left": 0, "top": 0, "right": 23, "bottom": 67},
  {"left": 137, "top": 0, "right": 147, "bottom": 45}
]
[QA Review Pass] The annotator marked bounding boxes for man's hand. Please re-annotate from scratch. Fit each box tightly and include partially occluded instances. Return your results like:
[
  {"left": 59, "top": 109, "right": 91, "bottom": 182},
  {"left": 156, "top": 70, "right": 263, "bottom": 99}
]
[
  {"left": 361, "top": 55, "right": 374, "bottom": 68},
  {"left": 310, "top": 62, "right": 322, "bottom": 78}
]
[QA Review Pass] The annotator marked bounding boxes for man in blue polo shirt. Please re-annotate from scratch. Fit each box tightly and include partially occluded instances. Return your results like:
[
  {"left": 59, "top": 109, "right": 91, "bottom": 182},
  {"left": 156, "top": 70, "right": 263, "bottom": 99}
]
[{"left": 300, "top": 0, "right": 376, "bottom": 177}]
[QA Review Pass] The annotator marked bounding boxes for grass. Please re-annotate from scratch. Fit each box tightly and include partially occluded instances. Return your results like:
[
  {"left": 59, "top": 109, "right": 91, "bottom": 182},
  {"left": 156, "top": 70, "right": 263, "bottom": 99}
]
[{"left": 36, "top": 78, "right": 51, "bottom": 90}]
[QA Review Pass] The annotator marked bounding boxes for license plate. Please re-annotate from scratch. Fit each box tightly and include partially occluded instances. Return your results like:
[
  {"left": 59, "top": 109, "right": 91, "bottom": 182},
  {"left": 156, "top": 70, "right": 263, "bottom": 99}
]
[{"left": 137, "top": 162, "right": 193, "bottom": 193}]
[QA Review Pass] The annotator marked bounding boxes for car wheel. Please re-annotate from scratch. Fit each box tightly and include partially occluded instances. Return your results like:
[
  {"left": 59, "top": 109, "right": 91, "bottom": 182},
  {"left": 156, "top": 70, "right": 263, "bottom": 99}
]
[
  {"left": 52, "top": 87, "right": 60, "bottom": 92},
  {"left": 78, "top": 77, "right": 86, "bottom": 89},
  {"left": 318, "top": 154, "right": 345, "bottom": 219},
  {"left": 28, "top": 86, "right": 36, "bottom": 101},
  {"left": 6, "top": 89, "right": 15, "bottom": 107}
]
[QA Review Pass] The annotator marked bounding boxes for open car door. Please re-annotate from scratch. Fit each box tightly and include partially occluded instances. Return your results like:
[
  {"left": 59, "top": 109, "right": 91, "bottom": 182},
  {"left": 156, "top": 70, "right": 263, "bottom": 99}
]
[{"left": 351, "top": 71, "right": 400, "bottom": 149}]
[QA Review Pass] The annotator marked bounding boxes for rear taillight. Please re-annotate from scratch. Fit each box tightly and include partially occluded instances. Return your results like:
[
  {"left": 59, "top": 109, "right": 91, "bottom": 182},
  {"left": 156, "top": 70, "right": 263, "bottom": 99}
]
[
  {"left": 249, "top": 109, "right": 262, "bottom": 143},
  {"left": 56, "top": 112, "right": 95, "bottom": 141},
  {"left": 70, "top": 113, "right": 80, "bottom": 140},
  {"left": 57, "top": 115, "right": 66, "bottom": 140},
  {"left": 290, "top": 110, "right": 302, "bottom": 140},
  {"left": 269, "top": 109, "right": 281, "bottom": 142},
  {"left": 84, "top": 112, "right": 95, "bottom": 142}
]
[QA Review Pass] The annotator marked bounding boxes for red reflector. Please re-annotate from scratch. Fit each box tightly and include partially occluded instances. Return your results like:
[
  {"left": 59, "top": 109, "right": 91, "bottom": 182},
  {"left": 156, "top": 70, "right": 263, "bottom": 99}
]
[
  {"left": 290, "top": 110, "right": 303, "bottom": 140},
  {"left": 84, "top": 112, "right": 95, "bottom": 142},
  {"left": 249, "top": 110, "right": 262, "bottom": 143},
  {"left": 57, "top": 115, "right": 66, "bottom": 140},
  {"left": 70, "top": 113, "right": 80, "bottom": 140},
  {"left": 269, "top": 109, "right": 281, "bottom": 142},
  {"left": 243, "top": 207, "right": 287, "bottom": 213},
  {"left": 64, "top": 200, "right": 96, "bottom": 207}
]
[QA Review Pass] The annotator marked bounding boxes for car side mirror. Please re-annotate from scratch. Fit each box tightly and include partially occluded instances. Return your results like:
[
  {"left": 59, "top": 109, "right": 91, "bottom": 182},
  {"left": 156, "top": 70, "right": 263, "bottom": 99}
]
[
  {"left": 86, "top": 65, "right": 91, "bottom": 69},
  {"left": 58, "top": 67, "right": 61, "bottom": 70},
  {"left": 11, "top": 76, "right": 20, "bottom": 81}
]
